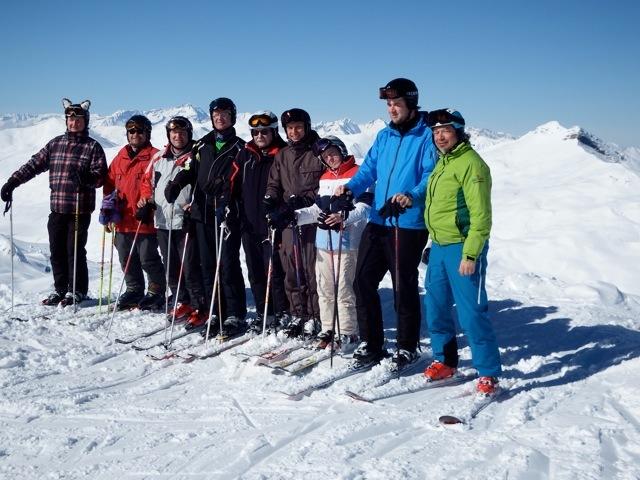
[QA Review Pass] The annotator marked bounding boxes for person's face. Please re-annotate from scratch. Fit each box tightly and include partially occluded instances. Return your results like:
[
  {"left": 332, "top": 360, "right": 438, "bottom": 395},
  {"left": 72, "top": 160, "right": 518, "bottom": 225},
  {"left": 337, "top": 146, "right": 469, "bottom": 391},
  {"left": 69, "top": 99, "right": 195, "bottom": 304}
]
[
  {"left": 286, "top": 121, "right": 306, "bottom": 142},
  {"left": 169, "top": 128, "right": 189, "bottom": 150},
  {"left": 386, "top": 97, "right": 412, "bottom": 125},
  {"left": 432, "top": 125, "right": 458, "bottom": 153},
  {"left": 321, "top": 146, "right": 343, "bottom": 170},
  {"left": 66, "top": 115, "right": 86, "bottom": 132},
  {"left": 127, "top": 127, "right": 148, "bottom": 149},
  {"left": 252, "top": 128, "right": 274, "bottom": 149},
  {"left": 212, "top": 109, "right": 233, "bottom": 131}
]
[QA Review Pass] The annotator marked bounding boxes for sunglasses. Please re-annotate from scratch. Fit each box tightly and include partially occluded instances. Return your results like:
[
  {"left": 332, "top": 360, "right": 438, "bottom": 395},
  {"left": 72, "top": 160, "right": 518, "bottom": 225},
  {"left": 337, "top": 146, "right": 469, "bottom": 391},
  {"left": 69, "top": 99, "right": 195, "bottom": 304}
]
[
  {"left": 249, "top": 114, "right": 273, "bottom": 128},
  {"left": 127, "top": 128, "right": 145, "bottom": 135},
  {"left": 251, "top": 129, "right": 271, "bottom": 137}
]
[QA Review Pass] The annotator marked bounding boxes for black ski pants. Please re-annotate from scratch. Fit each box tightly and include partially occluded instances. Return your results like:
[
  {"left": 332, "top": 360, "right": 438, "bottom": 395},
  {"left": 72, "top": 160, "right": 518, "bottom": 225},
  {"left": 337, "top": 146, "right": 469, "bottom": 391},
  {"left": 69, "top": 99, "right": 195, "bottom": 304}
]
[
  {"left": 195, "top": 221, "right": 246, "bottom": 319},
  {"left": 114, "top": 231, "right": 166, "bottom": 295},
  {"left": 242, "top": 230, "right": 289, "bottom": 317},
  {"left": 278, "top": 225, "right": 319, "bottom": 319},
  {"left": 157, "top": 227, "right": 204, "bottom": 305},
  {"left": 353, "top": 223, "right": 428, "bottom": 353},
  {"left": 47, "top": 212, "right": 91, "bottom": 296}
]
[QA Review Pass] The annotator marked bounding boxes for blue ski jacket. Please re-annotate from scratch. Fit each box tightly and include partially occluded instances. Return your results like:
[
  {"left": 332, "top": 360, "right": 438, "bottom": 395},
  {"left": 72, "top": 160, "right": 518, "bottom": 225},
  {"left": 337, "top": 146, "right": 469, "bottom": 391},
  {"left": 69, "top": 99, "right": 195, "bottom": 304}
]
[{"left": 345, "top": 113, "right": 437, "bottom": 229}]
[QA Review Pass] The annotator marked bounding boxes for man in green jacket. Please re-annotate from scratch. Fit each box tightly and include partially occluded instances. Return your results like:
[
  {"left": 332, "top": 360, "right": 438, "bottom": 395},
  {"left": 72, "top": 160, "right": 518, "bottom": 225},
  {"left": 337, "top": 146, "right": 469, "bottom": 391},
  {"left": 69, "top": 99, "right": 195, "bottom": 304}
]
[{"left": 422, "top": 108, "right": 502, "bottom": 397}]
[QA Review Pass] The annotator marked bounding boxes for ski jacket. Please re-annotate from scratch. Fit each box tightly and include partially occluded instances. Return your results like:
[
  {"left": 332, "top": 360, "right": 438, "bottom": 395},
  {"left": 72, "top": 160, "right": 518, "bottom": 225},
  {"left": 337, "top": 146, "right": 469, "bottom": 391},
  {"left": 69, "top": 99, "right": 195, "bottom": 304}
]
[
  {"left": 140, "top": 144, "right": 193, "bottom": 230},
  {"left": 176, "top": 128, "right": 245, "bottom": 225},
  {"left": 296, "top": 156, "right": 371, "bottom": 251},
  {"left": 346, "top": 113, "right": 437, "bottom": 229},
  {"left": 104, "top": 144, "right": 158, "bottom": 234},
  {"left": 425, "top": 141, "right": 492, "bottom": 260},
  {"left": 265, "top": 130, "right": 323, "bottom": 208},
  {"left": 9, "top": 131, "right": 107, "bottom": 214},
  {"left": 232, "top": 135, "right": 287, "bottom": 236}
]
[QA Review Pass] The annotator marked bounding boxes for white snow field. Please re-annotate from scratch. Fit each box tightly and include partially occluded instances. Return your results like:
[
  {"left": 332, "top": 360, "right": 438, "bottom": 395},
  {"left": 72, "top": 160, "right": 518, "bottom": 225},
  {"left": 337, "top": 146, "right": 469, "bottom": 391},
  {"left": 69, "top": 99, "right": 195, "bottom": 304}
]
[{"left": 0, "top": 108, "right": 639, "bottom": 479}]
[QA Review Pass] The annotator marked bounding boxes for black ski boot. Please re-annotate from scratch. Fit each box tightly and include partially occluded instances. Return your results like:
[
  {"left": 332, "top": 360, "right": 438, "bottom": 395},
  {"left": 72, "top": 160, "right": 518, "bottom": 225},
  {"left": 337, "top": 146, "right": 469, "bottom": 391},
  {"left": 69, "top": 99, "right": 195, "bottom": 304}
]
[
  {"left": 220, "top": 316, "right": 246, "bottom": 338},
  {"left": 350, "top": 342, "right": 386, "bottom": 369},
  {"left": 284, "top": 316, "right": 304, "bottom": 338},
  {"left": 42, "top": 291, "right": 65, "bottom": 306},
  {"left": 138, "top": 291, "right": 165, "bottom": 311},
  {"left": 116, "top": 290, "right": 144, "bottom": 310},
  {"left": 60, "top": 292, "right": 85, "bottom": 307}
]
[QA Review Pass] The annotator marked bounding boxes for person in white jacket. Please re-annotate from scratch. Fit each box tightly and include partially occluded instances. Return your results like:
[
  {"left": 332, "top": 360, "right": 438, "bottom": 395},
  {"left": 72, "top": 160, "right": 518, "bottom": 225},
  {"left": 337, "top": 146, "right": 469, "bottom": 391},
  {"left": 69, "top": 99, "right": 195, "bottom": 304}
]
[{"left": 295, "top": 136, "right": 372, "bottom": 350}]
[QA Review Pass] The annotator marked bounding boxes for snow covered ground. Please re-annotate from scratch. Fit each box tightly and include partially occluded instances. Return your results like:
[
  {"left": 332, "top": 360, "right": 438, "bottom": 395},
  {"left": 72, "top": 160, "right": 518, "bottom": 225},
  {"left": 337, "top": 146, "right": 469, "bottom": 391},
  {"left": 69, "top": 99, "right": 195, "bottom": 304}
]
[{"left": 1, "top": 110, "right": 639, "bottom": 479}]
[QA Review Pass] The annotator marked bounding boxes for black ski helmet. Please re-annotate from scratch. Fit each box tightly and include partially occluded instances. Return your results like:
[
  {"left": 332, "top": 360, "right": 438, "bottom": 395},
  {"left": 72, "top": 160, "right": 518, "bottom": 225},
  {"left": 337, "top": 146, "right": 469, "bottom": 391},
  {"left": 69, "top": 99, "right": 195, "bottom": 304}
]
[
  {"left": 166, "top": 115, "right": 193, "bottom": 142},
  {"left": 312, "top": 135, "right": 348, "bottom": 159},
  {"left": 281, "top": 108, "right": 311, "bottom": 131},
  {"left": 62, "top": 98, "right": 91, "bottom": 130},
  {"left": 379, "top": 78, "right": 419, "bottom": 110},
  {"left": 125, "top": 114, "right": 152, "bottom": 134},
  {"left": 209, "top": 97, "right": 237, "bottom": 124}
]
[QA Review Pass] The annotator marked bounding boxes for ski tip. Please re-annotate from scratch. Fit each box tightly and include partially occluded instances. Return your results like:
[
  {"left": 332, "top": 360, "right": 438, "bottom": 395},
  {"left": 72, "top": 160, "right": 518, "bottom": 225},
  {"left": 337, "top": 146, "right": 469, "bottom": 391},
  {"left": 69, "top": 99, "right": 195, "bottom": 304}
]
[
  {"left": 438, "top": 415, "right": 465, "bottom": 425},
  {"left": 344, "top": 391, "right": 372, "bottom": 403}
]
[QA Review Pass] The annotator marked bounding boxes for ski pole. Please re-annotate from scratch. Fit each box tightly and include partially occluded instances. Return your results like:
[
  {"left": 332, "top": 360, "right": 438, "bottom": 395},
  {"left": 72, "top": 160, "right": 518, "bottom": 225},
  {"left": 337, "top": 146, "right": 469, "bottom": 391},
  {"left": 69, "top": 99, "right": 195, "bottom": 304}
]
[
  {"left": 213, "top": 198, "right": 223, "bottom": 324},
  {"left": 204, "top": 220, "right": 226, "bottom": 347},
  {"left": 4, "top": 200, "right": 14, "bottom": 312},
  {"left": 261, "top": 227, "right": 276, "bottom": 338},
  {"left": 107, "top": 228, "right": 115, "bottom": 311},
  {"left": 98, "top": 226, "right": 106, "bottom": 314},
  {"left": 166, "top": 229, "right": 189, "bottom": 346},
  {"left": 106, "top": 220, "right": 143, "bottom": 338},
  {"left": 165, "top": 203, "right": 175, "bottom": 317},
  {"left": 72, "top": 191, "right": 80, "bottom": 313},
  {"left": 394, "top": 214, "right": 400, "bottom": 312},
  {"left": 330, "top": 224, "right": 345, "bottom": 367}
]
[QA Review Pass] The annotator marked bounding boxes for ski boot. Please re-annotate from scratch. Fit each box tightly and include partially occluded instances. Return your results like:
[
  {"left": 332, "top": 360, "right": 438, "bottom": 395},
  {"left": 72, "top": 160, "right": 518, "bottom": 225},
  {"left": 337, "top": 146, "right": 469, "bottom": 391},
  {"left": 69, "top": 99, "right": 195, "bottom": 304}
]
[
  {"left": 60, "top": 292, "right": 85, "bottom": 307},
  {"left": 116, "top": 290, "right": 144, "bottom": 310},
  {"left": 389, "top": 348, "right": 419, "bottom": 373},
  {"left": 42, "top": 291, "right": 65, "bottom": 306},
  {"left": 138, "top": 291, "right": 165, "bottom": 311},
  {"left": 424, "top": 360, "right": 457, "bottom": 381}
]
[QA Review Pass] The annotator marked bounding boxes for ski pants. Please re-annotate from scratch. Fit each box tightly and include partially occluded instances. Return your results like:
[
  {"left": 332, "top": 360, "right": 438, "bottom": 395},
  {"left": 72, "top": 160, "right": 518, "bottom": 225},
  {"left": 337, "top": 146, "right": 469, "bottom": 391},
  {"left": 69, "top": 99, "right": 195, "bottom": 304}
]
[
  {"left": 424, "top": 241, "right": 501, "bottom": 377},
  {"left": 195, "top": 221, "right": 246, "bottom": 319},
  {"left": 353, "top": 223, "right": 428, "bottom": 353},
  {"left": 242, "top": 230, "right": 289, "bottom": 317},
  {"left": 47, "top": 212, "right": 91, "bottom": 296},
  {"left": 316, "top": 248, "right": 358, "bottom": 335},
  {"left": 157, "top": 227, "right": 204, "bottom": 306},
  {"left": 115, "top": 231, "right": 166, "bottom": 295},
  {"left": 278, "top": 225, "right": 319, "bottom": 320}
]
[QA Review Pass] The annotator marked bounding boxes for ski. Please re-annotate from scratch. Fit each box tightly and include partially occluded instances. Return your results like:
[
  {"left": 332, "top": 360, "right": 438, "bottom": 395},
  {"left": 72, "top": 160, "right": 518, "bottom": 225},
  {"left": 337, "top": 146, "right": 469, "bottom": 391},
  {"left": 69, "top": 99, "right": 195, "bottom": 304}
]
[
  {"left": 438, "top": 388, "right": 506, "bottom": 425},
  {"left": 182, "top": 333, "right": 255, "bottom": 363},
  {"left": 254, "top": 340, "right": 308, "bottom": 365},
  {"left": 130, "top": 326, "right": 204, "bottom": 351},
  {"left": 273, "top": 348, "right": 333, "bottom": 375},
  {"left": 146, "top": 338, "right": 204, "bottom": 361},
  {"left": 281, "top": 359, "right": 377, "bottom": 400},
  {"left": 115, "top": 324, "right": 167, "bottom": 344},
  {"left": 265, "top": 346, "right": 317, "bottom": 370},
  {"left": 345, "top": 374, "right": 475, "bottom": 403}
]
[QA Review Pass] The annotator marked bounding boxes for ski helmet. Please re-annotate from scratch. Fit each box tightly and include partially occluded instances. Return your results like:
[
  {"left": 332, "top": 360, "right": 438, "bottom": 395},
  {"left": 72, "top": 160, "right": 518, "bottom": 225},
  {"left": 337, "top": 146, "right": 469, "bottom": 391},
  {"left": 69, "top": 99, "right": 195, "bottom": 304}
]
[
  {"left": 426, "top": 109, "right": 465, "bottom": 131},
  {"left": 125, "top": 114, "right": 152, "bottom": 134},
  {"left": 249, "top": 110, "right": 279, "bottom": 131},
  {"left": 62, "top": 98, "right": 91, "bottom": 128},
  {"left": 379, "top": 78, "right": 419, "bottom": 109},
  {"left": 312, "top": 136, "right": 348, "bottom": 159},
  {"left": 166, "top": 115, "right": 193, "bottom": 142},
  {"left": 209, "top": 97, "right": 237, "bottom": 124},
  {"left": 280, "top": 108, "right": 311, "bottom": 130}
]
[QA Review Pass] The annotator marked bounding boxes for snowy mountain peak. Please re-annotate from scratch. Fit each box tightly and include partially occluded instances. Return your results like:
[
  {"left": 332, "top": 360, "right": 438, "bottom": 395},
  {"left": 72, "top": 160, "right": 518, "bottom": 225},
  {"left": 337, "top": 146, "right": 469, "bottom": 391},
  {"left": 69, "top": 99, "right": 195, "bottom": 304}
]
[{"left": 313, "top": 118, "right": 362, "bottom": 135}]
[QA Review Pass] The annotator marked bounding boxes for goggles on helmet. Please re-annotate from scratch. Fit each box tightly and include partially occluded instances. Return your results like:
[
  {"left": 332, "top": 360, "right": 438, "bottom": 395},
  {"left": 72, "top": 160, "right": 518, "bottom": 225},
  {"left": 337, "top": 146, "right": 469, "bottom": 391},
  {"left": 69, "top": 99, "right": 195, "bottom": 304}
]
[
  {"left": 379, "top": 86, "right": 418, "bottom": 101},
  {"left": 248, "top": 114, "right": 273, "bottom": 128},
  {"left": 65, "top": 106, "right": 86, "bottom": 118},
  {"left": 166, "top": 117, "right": 191, "bottom": 131},
  {"left": 426, "top": 109, "right": 465, "bottom": 129}
]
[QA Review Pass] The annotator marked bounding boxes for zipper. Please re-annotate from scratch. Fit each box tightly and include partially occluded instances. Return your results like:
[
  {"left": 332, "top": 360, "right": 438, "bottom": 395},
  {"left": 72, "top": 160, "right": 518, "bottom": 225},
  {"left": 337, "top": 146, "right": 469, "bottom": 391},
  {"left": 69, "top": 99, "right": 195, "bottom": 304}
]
[
  {"left": 426, "top": 156, "right": 447, "bottom": 244},
  {"left": 382, "top": 135, "right": 404, "bottom": 226}
]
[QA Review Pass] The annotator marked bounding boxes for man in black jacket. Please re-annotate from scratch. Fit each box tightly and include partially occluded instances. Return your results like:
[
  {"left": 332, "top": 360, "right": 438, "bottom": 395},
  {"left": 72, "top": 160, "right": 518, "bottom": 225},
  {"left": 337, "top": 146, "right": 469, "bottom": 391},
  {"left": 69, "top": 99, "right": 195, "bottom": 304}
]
[{"left": 165, "top": 98, "right": 246, "bottom": 335}]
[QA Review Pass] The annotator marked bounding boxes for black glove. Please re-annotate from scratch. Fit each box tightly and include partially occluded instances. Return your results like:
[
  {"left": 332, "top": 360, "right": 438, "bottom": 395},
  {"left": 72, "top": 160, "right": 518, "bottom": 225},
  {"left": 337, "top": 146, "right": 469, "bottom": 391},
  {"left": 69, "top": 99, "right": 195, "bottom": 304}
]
[
  {"left": 164, "top": 180, "right": 183, "bottom": 204},
  {"left": 135, "top": 202, "right": 156, "bottom": 224},
  {"left": 330, "top": 192, "right": 355, "bottom": 222},
  {"left": 317, "top": 211, "right": 339, "bottom": 231},
  {"left": 267, "top": 205, "right": 295, "bottom": 230},
  {"left": 263, "top": 195, "right": 278, "bottom": 214},
  {"left": 71, "top": 167, "right": 94, "bottom": 189},
  {"left": 288, "top": 195, "right": 313, "bottom": 210},
  {"left": 203, "top": 175, "right": 225, "bottom": 196},
  {"left": 182, "top": 209, "right": 192, "bottom": 231},
  {"left": 378, "top": 197, "right": 406, "bottom": 219},
  {"left": 215, "top": 203, "right": 228, "bottom": 224},
  {"left": 1, "top": 177, "right": 19, "bottom": 202}
]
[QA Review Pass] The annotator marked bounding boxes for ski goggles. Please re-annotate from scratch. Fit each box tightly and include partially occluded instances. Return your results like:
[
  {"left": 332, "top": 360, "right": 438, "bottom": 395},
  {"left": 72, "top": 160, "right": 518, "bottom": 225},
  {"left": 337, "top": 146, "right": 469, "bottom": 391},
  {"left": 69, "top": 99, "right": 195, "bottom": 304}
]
[
  {"left": 249, "top": 114, "right": 275, "bottom": 128},
  {"left": 426, "top": 109, "right": 465, "bottom": 129},
  {"left": 65, "top": 106, "right": 86, "bottom": 117},
  {"left": 379, "top": 86, "right": 418, "bottom": 101},
  {"left": 166, "top": 117, "right": 190, "bottom": 131}
]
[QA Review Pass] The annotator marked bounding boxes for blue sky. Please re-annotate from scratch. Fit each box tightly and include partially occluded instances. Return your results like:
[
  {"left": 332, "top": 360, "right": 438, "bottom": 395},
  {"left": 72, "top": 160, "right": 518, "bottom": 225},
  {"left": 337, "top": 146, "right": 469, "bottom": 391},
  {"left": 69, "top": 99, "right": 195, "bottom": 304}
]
[{"left": 1, "top": 0, "right": 638, "bottom": 147}]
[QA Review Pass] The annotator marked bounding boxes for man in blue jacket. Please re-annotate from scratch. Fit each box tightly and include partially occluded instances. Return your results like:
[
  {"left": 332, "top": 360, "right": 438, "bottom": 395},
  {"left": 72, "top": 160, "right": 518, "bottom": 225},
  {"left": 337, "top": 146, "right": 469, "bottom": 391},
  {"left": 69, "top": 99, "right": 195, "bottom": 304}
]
[{"left": 336, "top": 78, "right": 437, "bottom": 370}]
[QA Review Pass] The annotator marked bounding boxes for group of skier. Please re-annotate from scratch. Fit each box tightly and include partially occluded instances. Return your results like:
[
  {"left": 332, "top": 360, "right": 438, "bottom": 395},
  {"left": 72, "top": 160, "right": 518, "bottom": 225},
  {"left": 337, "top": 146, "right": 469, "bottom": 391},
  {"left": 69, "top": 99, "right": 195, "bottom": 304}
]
[{"left": 0, "top": 77, "right": 502, "bottom": 395}]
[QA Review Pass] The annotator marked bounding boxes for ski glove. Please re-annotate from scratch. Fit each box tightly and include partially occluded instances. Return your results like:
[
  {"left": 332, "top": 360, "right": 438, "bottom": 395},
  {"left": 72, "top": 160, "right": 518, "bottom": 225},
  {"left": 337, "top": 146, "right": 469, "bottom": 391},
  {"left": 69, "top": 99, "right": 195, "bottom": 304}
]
[
  {"left": 71, "top": 167, "right": 95, "bottom": 189},
  {"left": 330, "top": 192, "right": 355, "bottom": 221},
  {"left": 135, "top": 202, "right": 156, "bottom": 224},
  {"left": 288, "top": 195, "right": 314, "bottom": 210},
  {"left": 317, "top": 211, "right": 340, "bottom": 231},
  {"left": 263, "top": 195, "right": 278, "bottom": 214},
  {"left": 0, "top": 177, "right": 19, "bottom": 202},
  {"left": 267, "top": 205, "right": 296, "bottom": 230},
  {"left": 99, "top": 191, "right": 121, "bottom": 225},
  {"left": 203, "top": 175, "right": 226, "bottom": 196},
  {"left": 378, "top": 197, "right": 406, "bottom": 220},
  {"left": 164, "top": 180, "right": 183, "bottom": 204}
]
